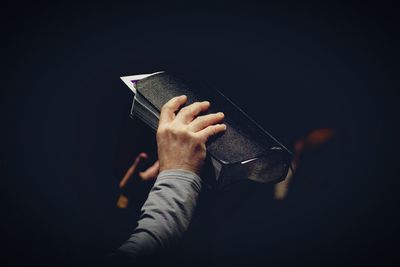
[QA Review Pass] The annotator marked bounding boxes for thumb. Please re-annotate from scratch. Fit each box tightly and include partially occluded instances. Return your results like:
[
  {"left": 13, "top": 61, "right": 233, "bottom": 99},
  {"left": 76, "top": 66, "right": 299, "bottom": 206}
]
[
  {"left": 119, "top": 152, "right": 148, "bottom": 188},
  {"left": 139, "top": 160, "right": 160, "bottom": 181}
]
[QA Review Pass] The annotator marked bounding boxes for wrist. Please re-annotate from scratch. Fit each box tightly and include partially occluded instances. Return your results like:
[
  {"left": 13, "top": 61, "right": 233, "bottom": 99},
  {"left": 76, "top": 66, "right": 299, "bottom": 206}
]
[
  {"left": 157, "top": 169, "right": 203, "bottom": 190},
  {"left": 159, "top": 164, "right": 200, "bottom": 176}
]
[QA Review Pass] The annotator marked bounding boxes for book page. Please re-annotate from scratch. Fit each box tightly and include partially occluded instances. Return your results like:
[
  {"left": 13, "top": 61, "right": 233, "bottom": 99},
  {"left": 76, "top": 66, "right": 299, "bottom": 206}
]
[{"left": 120, "top": 71, "right": 164, "bottom": 94}]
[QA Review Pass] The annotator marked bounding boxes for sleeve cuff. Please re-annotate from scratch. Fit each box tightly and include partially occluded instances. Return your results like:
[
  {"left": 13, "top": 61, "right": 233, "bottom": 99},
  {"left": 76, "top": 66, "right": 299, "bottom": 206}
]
[{"left": 157, "top": 169, "right": 202, "bottom": 192}]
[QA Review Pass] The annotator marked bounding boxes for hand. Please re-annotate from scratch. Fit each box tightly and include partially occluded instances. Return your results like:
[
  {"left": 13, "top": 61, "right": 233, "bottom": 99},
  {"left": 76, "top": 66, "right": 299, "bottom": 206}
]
[
  {"left": 156, "top": 95, "right": 226, "bottom": 175},
  {"left": 117, "top": 153, "right": 160, "bottom": 209},
  {"left": 274, "top": 128, "right": 335, "bottom": 200},
  {"left": 119, "top": 152, "right": 148, "bottom": 188},
  {"left": 119, "top": 153, "right": 160, "bottom": 189}
]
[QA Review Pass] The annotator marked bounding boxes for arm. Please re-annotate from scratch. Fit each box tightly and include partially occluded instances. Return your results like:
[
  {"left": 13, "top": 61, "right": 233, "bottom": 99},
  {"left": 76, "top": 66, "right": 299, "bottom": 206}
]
[
  {"left": 117, "top": 169, "right": 202, "bottom": 258},
  {"left": 113, "top": 95, "right": 226, "bottom": 261}
]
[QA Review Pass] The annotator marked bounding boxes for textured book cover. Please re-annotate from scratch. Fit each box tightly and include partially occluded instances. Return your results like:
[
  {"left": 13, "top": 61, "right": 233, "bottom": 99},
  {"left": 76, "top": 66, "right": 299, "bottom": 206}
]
[{"left": 121, "top": 71, "right": 292, "bottom": 186}]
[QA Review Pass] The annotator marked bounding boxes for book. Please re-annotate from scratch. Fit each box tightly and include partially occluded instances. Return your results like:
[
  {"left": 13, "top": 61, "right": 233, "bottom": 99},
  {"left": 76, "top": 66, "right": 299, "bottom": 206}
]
[{"left": 121, "top": 71, "right": 292, "bottom": 186}]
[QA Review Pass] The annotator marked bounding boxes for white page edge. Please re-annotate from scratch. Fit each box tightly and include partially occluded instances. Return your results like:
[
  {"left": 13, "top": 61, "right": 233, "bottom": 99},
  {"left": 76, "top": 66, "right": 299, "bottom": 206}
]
[{"left": 120, "top": 71, "right": 165, "bottom": 94}]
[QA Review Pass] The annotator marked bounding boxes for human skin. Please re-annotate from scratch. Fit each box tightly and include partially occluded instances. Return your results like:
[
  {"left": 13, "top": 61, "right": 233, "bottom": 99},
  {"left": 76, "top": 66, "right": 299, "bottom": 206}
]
[{"left": 156, "top": 95, "right": 226, "bottom": 176}]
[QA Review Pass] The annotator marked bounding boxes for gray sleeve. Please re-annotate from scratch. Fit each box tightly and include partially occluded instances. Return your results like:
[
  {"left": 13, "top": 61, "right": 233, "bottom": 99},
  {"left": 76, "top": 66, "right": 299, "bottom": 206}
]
[{"left": 116, "top": 169, "right": 202, "bottom": 259}]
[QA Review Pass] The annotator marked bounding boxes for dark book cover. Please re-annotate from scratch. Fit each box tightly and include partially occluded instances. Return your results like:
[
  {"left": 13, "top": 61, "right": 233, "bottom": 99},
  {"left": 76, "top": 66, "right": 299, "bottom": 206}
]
[{"left": 123, "top": 72, "right": 292, "bottom": 186}]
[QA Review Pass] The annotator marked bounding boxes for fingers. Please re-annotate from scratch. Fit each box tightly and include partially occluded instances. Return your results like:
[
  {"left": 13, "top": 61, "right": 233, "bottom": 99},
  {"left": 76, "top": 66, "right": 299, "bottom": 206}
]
[
  {"left": 119, "top": 152, "right": 148, "bottom": 188},
  {"left": 160, "top": 96, "right": 226, "bottom": 142},
  {"left": 175, "top": 101, "right": 210, "bottom": 123},
  {"left": 188, "top": 112, "right": 225, "bottom": 132},
  {"left": 139, "top": 160, "right": 160, "bottom": 181},
  {"left": 196, "top": 124, "right": 227, "bottom": 142},
  {"left": 159, "top": 95, "right": 187, "bottom": 124}
]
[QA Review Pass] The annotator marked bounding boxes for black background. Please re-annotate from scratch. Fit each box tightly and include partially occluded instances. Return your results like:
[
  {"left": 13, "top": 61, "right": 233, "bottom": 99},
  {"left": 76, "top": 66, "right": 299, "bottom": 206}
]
[{"left": 1, "top": 1, "right": 399, "bottom": 266}]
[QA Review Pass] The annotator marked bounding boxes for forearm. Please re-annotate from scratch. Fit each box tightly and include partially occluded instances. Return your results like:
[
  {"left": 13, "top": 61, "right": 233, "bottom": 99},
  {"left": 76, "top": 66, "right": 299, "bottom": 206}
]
[{"left": 116, "top": 169, "right": 202, "bottom": 259}]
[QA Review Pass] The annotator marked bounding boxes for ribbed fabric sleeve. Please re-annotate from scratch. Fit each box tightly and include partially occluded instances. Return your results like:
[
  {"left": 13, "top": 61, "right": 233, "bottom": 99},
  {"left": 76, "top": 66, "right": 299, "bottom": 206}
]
[{"left": 116, "top": 169, "right": 202, "bottom": 259}]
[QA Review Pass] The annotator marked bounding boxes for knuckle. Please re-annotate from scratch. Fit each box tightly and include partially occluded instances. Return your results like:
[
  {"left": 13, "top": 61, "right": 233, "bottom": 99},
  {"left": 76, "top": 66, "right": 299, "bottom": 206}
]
[
  {"left": 198, "top": 117, "right": 207, "bottom": 126},
  {"left": 170, "top": 96, "right": 180, "bottom": 103},
  {"left": 157, "top": 126, "right": 167, "bottom": 136},
  {"left": 170, "top": 125, "right": 187, "bottom": 136},
  {"left": 192, "top": 133, "right": 202, "bottom": 142},
  {"left": 193, "top": 102, "right": 201, "bottom": 108},
  {"left": 211, "top": 126, "right": 219, "bottom": 135},
  {"left": 160, "top": 124, "right": 170, "bottom": 132},
  {"left": 182, "top": 105, "right": 193, "bottom": 114},
  {"left": 181, "top": 128, "right": 192, "bottom": 137},
  {"left": 211, "top": 126, "right": 217, "bottom": 135},
  {"left": 181, "top": 106, "right": 189, "bottom": 113},
  {"left": 170, "top": 127, "right": 180, "bottom": 135},
  {"left": 161, "top": 104, "right": 169, "bottom": 112},
  {"left": 188, "top": 102, "right": 200, "bottom": 112}
]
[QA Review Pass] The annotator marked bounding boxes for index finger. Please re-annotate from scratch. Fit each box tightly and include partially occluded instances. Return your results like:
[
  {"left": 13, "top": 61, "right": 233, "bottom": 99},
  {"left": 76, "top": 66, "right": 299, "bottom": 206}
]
[
  {"left": 119, "top": 152, "right": 148, "bottom": 188},
  {"left": 159, "top": 95, "right": 187, "bottom": 124}
]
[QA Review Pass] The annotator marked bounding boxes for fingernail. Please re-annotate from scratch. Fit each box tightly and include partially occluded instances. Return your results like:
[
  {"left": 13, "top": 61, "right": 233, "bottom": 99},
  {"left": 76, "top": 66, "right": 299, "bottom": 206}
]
[
  {"left": 218, "top": 112, "right": 224, "bottom": 117},
  {"left": 222, "top": 124, "right": 227, "bottom": 130}
]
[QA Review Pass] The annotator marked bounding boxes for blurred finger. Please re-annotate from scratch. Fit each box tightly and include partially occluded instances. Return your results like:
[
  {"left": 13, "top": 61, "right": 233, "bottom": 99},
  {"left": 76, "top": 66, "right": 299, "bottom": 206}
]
[
  {"left": 304, "top": 128, "right": 335, "bottom": 148},
  {"left": 119, "top": 152, "right": 148, "bottom": 188},
  {"left": 139, "top": 160, "right": 160, "bottom": 181},
  {"left": 274, "top": 162, "right": 296, "bottom": 200}
]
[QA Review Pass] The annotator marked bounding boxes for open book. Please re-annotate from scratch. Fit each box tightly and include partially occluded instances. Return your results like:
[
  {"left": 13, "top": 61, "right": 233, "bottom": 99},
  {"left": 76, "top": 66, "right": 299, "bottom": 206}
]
[{"left": 121, "top": 71, "right": 292, "bottom": 186}]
